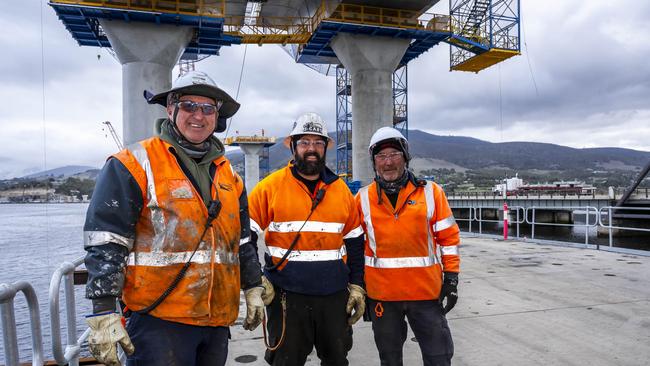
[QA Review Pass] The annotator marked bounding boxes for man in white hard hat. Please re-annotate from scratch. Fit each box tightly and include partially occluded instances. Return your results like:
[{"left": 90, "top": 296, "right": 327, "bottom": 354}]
[
  {"left": 247, "top": 112, "right": 366, "bottom": 365},
  {"left": 355, "top": 127, "right": 460, "bottom": 366},
  {"left": 83, "top": 71, "right": 271, "bottom": 366}
]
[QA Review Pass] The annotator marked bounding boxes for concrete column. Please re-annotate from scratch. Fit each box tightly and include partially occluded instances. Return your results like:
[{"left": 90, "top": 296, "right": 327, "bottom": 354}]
[
  {"left": 330, "top": 34, "right": 410, "bottom": 185},
  {"left": 99, "top": 20, "right": 194, "bottom": 145},
  {"left": 239, "top": 144, "right": 264, "bottom": 193}
]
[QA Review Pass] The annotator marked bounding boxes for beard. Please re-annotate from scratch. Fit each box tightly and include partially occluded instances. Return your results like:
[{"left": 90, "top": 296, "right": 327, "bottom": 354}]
[{"left": 295, "top": 151, "right": 326, "bottom": 176}]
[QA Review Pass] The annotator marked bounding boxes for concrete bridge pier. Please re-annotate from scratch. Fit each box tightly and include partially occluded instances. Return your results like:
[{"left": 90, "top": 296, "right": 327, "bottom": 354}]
[
  {"left": 330, "top": 34, "right": 410, "bottom": 185},
  {"left": 99, "top": 20, "right": 194, "bottom": 145},
  {"left": 238, "top": 144, "right": 264, "bottom": 194}
]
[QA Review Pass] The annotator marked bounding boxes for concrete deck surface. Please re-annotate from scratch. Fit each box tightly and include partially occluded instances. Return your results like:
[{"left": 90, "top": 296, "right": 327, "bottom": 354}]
[{"left": 227, "top": 236, "right": 650, "bottom": 365}]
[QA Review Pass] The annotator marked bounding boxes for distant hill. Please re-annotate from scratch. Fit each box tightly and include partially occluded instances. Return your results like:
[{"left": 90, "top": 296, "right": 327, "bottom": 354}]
[
  {"left": 226, "top": 129, "right": 650, "bottom": 174},
  {"left": 21, "top": 165, "right": 99, "bottom": 179}
]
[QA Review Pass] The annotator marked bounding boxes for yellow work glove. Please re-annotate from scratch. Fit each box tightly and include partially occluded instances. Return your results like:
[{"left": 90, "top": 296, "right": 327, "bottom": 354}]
[
  {"left": 86, "top": 312, "right": 134, "bottom": 366},
  {"left": 261, "top": 275, "right": 275, "bottom": 306},
  {"left": 346, "top": 284, "right": 366, "bottom": 325},
  {"left": 243, "top": 287, "right": 265, "bottom": 331}
]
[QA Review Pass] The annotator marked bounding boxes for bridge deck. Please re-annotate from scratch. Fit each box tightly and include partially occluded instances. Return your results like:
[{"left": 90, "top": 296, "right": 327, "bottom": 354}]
[{"left": 227, "top": 236, "right": 650, "bottom": 365}]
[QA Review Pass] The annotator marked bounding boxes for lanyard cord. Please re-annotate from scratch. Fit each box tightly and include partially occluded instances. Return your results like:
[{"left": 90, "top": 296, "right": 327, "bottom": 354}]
[{"left": 264, "top": 188, "right": 326, "bottom": 271}]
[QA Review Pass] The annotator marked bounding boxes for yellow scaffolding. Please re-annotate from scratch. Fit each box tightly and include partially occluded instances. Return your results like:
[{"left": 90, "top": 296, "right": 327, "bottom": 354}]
[
  {"left": 450, "top": 48, "right": 519, "bottom": 73},
  {"left": 223, "top": 136, "right": 276, "bottom": 145},
  {"left": 50, "top": 0, "right": 452, "bottom": 45}
]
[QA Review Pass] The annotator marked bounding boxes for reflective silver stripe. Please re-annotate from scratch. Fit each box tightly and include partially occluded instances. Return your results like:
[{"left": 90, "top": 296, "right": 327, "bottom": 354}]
[
  {"left": 266, "top": 245, "right": 347, "bottom": 261},
  {"left": 359, "top": 186, "right": 377, "bottom": 255},
  {"left": 365, "top": 255, "right": 438, "bottom": 268},
  {"left": 434, "top": 216, "right": 456, "bottom": 232},
  {"left": 128, "top": 142, "right": 157, "bottom": 206},
  {"left": 84, "top": 230, "right": 134, "bottom": 250},
  {"left": 343, "top": 225, "right": 364, "bottom": 240},
  {"left": 424, "top": 181, "right": 435, "bottom": 221},
  {"left": 250, "top": 219, "right": 263, "bottom": 234},
  {"left": 424, "top": 182, "right": 438, "bottom": 265},
  {"left": 239, "top": 236, "right": 250, "bottom": 245},
  {"left": 127, "top": 249, "right": 238, "bottom": 266},
  {"left": 441, "top": 245, "right": 459, "bottom": 256},
  {"left": 268, "top": 221, "right": 345, "bottom": 234}
]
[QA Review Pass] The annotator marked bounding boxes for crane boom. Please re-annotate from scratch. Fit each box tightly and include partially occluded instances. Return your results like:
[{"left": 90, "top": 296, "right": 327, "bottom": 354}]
[{"left": 102, "top": 121, "right": 124, "bottom": 150}]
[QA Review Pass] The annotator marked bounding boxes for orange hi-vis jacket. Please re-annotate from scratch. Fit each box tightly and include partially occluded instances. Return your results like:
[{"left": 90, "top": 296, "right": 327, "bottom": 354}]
[
  {"left": 113, "top": 137, "right": 243, "bottom": 326},
  {"left": 248, "top": 163, "right": 364, "bottom": 295},
  {"left": 356, "top": 179, "right": 460, "bottom": 301}
]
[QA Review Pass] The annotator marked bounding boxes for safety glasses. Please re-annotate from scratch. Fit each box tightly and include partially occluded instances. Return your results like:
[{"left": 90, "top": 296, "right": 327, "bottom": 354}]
[
  {"left": 177, "top": 100, "right": 222, "bottom": 115},
  {"left": 296, "top": 139, "right": 327, "bottom": 149},
  {"left": 374, "top": 151, "right": 403, "bottom": 162}
]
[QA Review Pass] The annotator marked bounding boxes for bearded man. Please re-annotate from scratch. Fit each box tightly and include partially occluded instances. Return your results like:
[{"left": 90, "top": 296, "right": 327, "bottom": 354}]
[{"left": 247, "top": 112, "right": 366, "bottom": 366}]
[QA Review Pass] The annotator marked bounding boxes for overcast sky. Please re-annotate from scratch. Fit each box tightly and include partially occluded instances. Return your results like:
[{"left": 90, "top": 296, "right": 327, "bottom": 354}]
[{"left": 1, "top": 0, "right": 649, "bottom": 179}]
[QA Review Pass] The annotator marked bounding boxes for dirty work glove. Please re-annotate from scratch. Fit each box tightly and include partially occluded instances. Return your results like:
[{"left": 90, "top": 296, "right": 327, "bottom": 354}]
[
  {"left": 439, "top": 272, "right": 459, "bottom": 314},
  {"left": 346, "top": 284, "right": 366, "bottom": 325},
  {"left": 244, "top": 287, "right": 265, "bottom": 331},
  {"left": 86, "top": 312, "right": 134, "bottom": 366},
  {"left": 261, "top": 275, "right": 275, "bottom": 306}
]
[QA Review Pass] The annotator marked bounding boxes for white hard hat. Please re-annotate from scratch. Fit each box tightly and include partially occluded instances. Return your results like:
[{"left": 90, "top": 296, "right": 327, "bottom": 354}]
[
  {"left": 368, "top": 127, "right": 410, "bottom": 161},
  {"left": 146, "top": 71, "right": 240, "bottom": 119},
  {"left": 283, "top": 112, "right": 334, "bottom": 149}
]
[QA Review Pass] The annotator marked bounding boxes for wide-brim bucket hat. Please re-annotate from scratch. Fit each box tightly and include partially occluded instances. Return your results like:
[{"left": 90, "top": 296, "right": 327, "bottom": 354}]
[{"left": 146, "top": 71, "right": 240, "bottom": 119}]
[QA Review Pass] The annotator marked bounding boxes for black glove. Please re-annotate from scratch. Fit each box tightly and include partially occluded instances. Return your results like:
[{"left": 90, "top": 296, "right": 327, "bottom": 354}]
[{"left": 439, "top": 272, "right": 458, "bottom": 314}]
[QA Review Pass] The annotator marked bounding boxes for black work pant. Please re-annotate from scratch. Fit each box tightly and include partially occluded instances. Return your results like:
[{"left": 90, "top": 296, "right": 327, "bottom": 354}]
[
  {"left": 125, "top": 312, "right": 229, "bottom": 366},
  {"left": 265, "top": 288, "right": 352, "bottom": 366},
  {"left": 368, "top": 298, "right": 454, "bottom": 366}
]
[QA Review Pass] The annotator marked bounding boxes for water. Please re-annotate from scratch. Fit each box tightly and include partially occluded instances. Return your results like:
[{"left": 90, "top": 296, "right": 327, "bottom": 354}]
[{"left": 0, "top": 203, "right": 91, "bottom": 364}]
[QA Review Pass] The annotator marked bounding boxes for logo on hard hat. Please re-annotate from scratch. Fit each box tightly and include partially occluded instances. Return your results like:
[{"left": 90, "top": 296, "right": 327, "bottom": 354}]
[{"left": 302, "top": 121, "right": 323, "bottom": 134}]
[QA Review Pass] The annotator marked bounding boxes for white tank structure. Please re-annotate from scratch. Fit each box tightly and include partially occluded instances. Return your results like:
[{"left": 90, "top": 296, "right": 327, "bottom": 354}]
[
  {"left": 223, "top": 136, "right": 277, "bottom": 193},
  {"left": 49, "top": 0, "right": 520, "bottom": 181}
]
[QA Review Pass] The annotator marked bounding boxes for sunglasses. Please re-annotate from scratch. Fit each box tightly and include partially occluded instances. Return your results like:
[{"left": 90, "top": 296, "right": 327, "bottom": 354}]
[{"left": 177, "top": 100, "right": 223, "bottom": 115}]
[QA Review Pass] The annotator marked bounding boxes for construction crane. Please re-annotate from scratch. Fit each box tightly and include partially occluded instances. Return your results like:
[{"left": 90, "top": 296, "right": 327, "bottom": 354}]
[{"left": 101, "top": 120, "right": 124, "bottom": 150}]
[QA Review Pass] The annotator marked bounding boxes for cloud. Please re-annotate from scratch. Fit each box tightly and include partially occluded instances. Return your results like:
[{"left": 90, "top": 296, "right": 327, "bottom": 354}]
[{"left": 1, "top": 0, "right": 649, "bottom": 179}]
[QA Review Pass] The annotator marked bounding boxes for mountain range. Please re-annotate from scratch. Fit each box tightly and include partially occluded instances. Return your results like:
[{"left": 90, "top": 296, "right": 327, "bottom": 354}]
[
  {"left": 225, "top": 129, "right": 650, "bottom": 175},
  {"left": 8, "top": 130, "right": 650, "bottom": 183}
]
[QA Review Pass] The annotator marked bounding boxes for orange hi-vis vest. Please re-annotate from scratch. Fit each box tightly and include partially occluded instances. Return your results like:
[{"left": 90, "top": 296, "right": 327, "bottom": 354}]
[
  {"left": 248, "top": 163, "right": 363, "bottom": 295},
  {"left": 113, "top": 137, "right": 244, "bottom": 326},
  {"left": 356, "top": 180, "right": 460, "bottom": 301}
]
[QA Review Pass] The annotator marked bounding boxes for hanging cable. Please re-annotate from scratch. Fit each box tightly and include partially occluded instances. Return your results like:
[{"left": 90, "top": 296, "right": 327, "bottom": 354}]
[
  {"left": 521, "top": 20, "right": 539, "bottom": 97},
  {"left": 40, "top": 0, "right": 51, "bottom": 270},
  {"left": 224, "top": 44, "right": 248, "bottom": 138},
  {"left": 498, "top": 64, "right": 503, "bottom": 143}
]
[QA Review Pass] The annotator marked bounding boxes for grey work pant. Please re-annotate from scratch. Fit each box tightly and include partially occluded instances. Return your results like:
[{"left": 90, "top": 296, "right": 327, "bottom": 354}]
[{"left": 368, "top": 299, "right": 454, "bottom": 366}]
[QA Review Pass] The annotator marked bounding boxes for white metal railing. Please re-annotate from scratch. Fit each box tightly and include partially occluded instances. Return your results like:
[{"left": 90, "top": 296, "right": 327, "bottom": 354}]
[
  {"left": 526, "top": 206, "right": 599, "bottom": 245},
  {"left": 49, "top": 256, "right": 86, "bottom": 366},
  {"left": 599, "top": 206, "right": 650, "bottom": 248},
  {"left": 0, "top": 281, "right": 44, "bottom": 366},
  {"left": 454, "top": 204, "right": 650, "bottom": 250}
]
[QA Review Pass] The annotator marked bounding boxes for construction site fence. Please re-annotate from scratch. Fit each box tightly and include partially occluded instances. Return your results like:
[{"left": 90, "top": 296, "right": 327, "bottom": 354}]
[{"left": 454, "top": 205, "right": 650, "bottom": 251}]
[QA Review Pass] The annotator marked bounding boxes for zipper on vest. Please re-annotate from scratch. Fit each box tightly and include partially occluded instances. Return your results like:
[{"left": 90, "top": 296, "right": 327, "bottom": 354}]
[{"left": 392, "top": 185, "right": 418, "bottom": 220}]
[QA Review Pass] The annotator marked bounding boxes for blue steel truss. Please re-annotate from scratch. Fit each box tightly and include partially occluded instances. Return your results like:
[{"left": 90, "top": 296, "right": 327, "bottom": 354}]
[
  {"left": 393, "top": 64, "right": 408, "bottom": 138},
  {"left": 48, "top": 3, "right": 241, "bottom": 59},
  {"left": 336, "top": 66, "right": 352, "bottom": 179},
  {"left": 297, "top": 21, "right": 450, "bottom": 66},
  {"left": 448, "top": 0, "right": 520, "bottom": 71}
]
